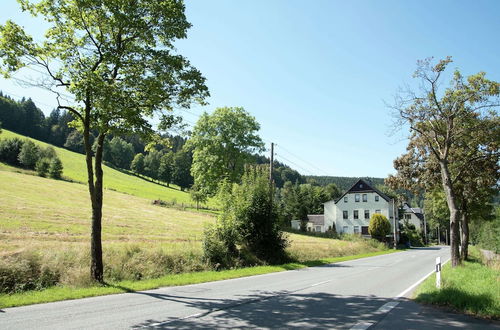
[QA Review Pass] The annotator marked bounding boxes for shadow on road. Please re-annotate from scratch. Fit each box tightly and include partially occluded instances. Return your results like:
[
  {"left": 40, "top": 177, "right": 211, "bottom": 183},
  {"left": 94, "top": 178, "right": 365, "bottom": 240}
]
[{"left": 130, "top": 291, "right": 394, "bottom": 329}]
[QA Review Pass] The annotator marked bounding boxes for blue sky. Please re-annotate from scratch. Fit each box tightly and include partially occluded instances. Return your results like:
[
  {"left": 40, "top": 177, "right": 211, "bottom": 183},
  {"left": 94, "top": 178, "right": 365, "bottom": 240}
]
[{"left": 1, "top": 0, "right": 499, "bottom": 177}]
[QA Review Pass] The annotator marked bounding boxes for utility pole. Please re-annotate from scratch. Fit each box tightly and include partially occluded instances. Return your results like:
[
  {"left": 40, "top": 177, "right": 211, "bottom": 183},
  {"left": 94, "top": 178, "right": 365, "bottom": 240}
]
[
  {"left": 393, "top": 199, "right": 397, "bottom": 249},
  {"left": 269, "top": 142, "right": 274, "bottom": 214}
]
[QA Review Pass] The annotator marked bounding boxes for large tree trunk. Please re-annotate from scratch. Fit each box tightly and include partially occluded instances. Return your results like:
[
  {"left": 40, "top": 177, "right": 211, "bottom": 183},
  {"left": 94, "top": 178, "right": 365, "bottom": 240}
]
[
  {"left": 439, "top": 161, "right": 461, "bottom": 267},
  {"left": 460, "top": 200, "right": 469, "bottom": 261},
  {"left": 90, "top": 133, "right": 105, "bottom": 282}
]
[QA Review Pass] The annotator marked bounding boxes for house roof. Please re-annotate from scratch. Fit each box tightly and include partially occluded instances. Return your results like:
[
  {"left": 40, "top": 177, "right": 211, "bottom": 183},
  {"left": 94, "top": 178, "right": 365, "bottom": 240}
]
[
  {"left": 307, "top": 215, "right": 325, "bottom": 225},
  {"left": 403, "top": 203, "right": 424, "bottom": 220},
  {"left": 332, "top": 179, "right": 392, "bottom": 204}
]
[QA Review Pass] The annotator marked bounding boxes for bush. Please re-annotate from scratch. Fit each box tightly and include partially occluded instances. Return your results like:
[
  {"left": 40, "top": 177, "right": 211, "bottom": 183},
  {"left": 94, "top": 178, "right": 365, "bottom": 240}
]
[
  {"left": 203, "top": 166, "right": 289, "bottom": 269},
  {"left": 368, "top": 213, "right": 391, "bottom": 242},
  {"left": 18, "top": 140, "right": 40, "bottom": 169},
  {"left": 48, "top": 157, "right": 63, "bottom": 179},
  {"left": 400, "top": 221, "right": 424, "bottom": 247},
  {"left": 477, "top": 218, "right": 500, "bottom": 254},
  {"left": 35, "top": 157, "right": 51, "bottom": 177},
  {"left": 0, "top": 137, "right": 24, "bottom": 166}
]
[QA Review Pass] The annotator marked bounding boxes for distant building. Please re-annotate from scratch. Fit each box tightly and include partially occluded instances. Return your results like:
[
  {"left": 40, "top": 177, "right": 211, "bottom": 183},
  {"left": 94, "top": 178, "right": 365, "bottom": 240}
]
[
  {"left": 293, "top": 179, "right": 399, "bottom": 238},
  {"left": 401, "top": 202, "right": 424, "bottom": 231}
]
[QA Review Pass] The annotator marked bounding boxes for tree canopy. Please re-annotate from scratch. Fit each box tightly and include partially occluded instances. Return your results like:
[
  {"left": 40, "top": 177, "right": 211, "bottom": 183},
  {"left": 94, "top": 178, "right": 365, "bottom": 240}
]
[
  {"left": 0, "top": 0, "right": 209, "bottom": 282},
  {"left": 187, "top": 107, "right": 264, "bottom": 197}
]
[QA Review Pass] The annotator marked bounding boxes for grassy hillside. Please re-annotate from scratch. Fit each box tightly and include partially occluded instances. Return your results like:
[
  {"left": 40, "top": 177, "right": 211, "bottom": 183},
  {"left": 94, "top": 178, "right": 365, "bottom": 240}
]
[{"left": 0, "top": 129, "right": 197, "bottom": 205}]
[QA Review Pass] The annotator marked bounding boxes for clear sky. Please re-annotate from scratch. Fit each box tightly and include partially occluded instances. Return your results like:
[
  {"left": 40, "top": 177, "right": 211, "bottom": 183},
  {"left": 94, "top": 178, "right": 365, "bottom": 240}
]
[{"left": 1, "top": 0, "right": 499, "bottom": 178}]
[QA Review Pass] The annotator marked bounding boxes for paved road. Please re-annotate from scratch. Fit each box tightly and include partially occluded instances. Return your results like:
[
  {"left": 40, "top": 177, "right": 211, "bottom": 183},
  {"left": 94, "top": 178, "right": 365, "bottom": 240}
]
[{"left": 1, "top": 246, "right": 497, "bottom": 329}]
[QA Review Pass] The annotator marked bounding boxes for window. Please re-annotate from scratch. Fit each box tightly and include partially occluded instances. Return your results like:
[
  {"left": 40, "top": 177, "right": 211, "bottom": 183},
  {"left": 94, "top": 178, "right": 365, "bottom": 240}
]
[
  {"left": 343, "top": 210, "right": 348, "bottom": 219},
  {"left": 354, "top": 210, "right": 359, "bottom": 219},
  {"left": 342, "top": 226, "right": 348, "bottom": 233},
  {"left": 405, "top": 214, "right": 411, "bottom": 220},
  {"left": 354, "top": 226, "right": 360, "bottom": 234},
  {"left": 375, "top": 209, "right": 381, "bottom": 214},
  {"left": 315, "top": 226, "right": 322, "bottom": 232},
  {"left": 375, "top": 195, "right": 379, "bottom": 202},
  {"left": 360, "top": 183, "right": 364, "bottom": 188},
  {"left": 362, "top": 194, "right": 367, "bottom": 202},
  {"left": 364, "top": 210, "right": 370, "bottom": 219},
  {"left": 355, "top": 194, "right": 360, "bottom": 202},
  {"left": 361, "top": 226, "right": 369, "bottom": 235},
  {"left": 344, "top": 196, "right": 348, "bottom": 203}
]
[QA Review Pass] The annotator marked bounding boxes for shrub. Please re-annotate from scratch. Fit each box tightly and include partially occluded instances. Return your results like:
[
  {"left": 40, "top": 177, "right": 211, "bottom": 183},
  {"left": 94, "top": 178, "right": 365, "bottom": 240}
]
[
  {"left": 35, "top": 157, "right": 51, "bottom": 177},
  {"left": 18, "top": 140, "right": 40, "bottom": 169},
  {"left": 477, "top": 218, "right": 500, "bottom": 254},
  {"left": 368, "top": 213, "right": 391, "bottom": 241},
  {"left": 203, "top": 166, "right": 289, "bottom": 269},
  {"left": 0, "top": 137, "right": 24, "bottom": 165},
  {"left": 48, "top": 157, "right": 63, "bottom": 179}
]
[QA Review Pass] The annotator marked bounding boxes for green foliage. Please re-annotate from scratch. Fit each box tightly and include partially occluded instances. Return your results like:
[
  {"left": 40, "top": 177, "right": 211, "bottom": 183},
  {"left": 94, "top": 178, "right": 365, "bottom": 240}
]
[
  {"left": 130, "top": 153, "right": 145, "bottom": 174},
  {"left": 172, "top": 150, "right": 193, "bottom": 191},
  {"left": 35, "top": 157, "right": 50, "bottom": 177},
  {"left": 368, "top": 213, "right": 391, "bottom": 241},
  {"left": 188, "top": 107, "right": 264, "bottom": 197},
  {"left": 143, "top": 150, "right": 162, "bottom": 180},
  {"left": 0, "top": 137, "right": 24, "bottom": 165},
  {"left": 476, "top": 213, "right": 500, "bottom": 254},
  {"left": 48, "top": 157, "right": 63, "bottom": 179},
  {"left": 399, "top": 220, "right": 424, "bottom": 247},
  {"left": 414, "top": 247, "right": 499, "bottom": 319},
  {"left": 158, "top": 152, "right": 174, "bottom": 185},
  {"left": 105, "top": 137, "right": 135, "bottom": 170},
  {"left": 190, "top": 184, "right": 208, "bottom": 209},
  {"left": 18, "top": 140, "right": 40, "bottom": 169},
  {"left": 63, "top": 130, "right": 85, "bottom": 153},
  {"left": 203, "top": 166, "right": 289, "bottom": 268}
]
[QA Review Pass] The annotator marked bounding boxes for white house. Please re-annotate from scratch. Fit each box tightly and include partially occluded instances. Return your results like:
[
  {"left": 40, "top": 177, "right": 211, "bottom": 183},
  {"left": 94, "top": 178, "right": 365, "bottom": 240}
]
[
  {"left": 291, "top": 215, "right": 328, "bottom": 232},
  {"left": 401, "top": 202, "right": 424, "bottom": 231},
  {"left": 323, "top": 179, "right": 399, "bottom": 237}
]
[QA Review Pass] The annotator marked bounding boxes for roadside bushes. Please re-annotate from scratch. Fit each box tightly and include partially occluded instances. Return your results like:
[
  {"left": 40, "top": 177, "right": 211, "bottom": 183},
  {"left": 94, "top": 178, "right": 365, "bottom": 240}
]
[
  {"left": 0, "top": 137, "right": 63, "bottom": 178},
  {"left": 203, "top": 166, "right": 289, "bottom": 269},
  {"left": 368, "top": 214, "right": 391, "bottom": 242}
]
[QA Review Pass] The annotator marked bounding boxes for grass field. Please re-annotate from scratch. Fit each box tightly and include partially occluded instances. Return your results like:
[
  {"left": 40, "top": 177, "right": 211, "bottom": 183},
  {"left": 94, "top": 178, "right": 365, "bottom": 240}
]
[
  {"left": 0, "top": 130, "right": 392, "bottom": 307},
  {"left": 0, "top": 129, "right": 198, "bottom": 206},
  {"left": 414, "top": 247, "right": 500, "bottom": 319}
]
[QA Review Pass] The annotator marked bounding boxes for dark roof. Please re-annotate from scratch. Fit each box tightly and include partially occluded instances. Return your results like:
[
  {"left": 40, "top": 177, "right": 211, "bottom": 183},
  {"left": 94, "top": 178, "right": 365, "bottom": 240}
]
[
  {"left": 307, "top": 215, "right": 324, "bottom": 225},
  {"left": 403, "top": 203, "right": 424, "bottom": 220},
  {"left": 334, "top": 179, "right": 392, "bottom": 203}
]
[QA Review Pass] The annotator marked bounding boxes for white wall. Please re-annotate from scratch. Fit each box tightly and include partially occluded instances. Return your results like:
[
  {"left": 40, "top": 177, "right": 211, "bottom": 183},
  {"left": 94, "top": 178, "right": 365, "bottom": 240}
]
[
  {"left": 325, "top": 192, "right": 397, "bottom": 235},
  {"left": 403, "top": 212, "right": 422, "bottom": 231}
]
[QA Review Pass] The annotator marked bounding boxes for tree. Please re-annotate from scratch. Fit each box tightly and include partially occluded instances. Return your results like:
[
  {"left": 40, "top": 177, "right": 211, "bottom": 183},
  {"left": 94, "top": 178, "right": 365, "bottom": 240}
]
[
  {"left": 158, "top": 151, "right": 174, "bottom": 186},
  {"left": 143, "top": 150, "right": 162, "bottom": 180},
  {"left": 106, "top": 136, "right": 134, "bottom": 170},
  {"left": 0, "top": 0, "right": 209, "bottom": 282},
  {"left": 48, "top": 157, "right": 63, "bottom": 179},
  {"left": 130, "top": 153, "right": 145, "bottom": 175},
  {"left": 368, "top": 214, "right": 391, "bottom": 242},
  {"left": 18, "top": 140, "right": 40, "bottom": 169},
  {"left": 0, "top": 137, "right": 24, "bottom": 165},
  {"left": 388, "top": 57, "right": 499, "bottom": 267},
  {"left": 187, "top": 107, "right": 264, "bottom": 197},
  {"left": 190, "top": 184, "right": 207, "bottom": 209},
  {"left": 172, "top": 150, "right": 193, "bottom": 191},
  {"left": 35, "top": 157, "right": 50, "bottom": 177},
  {"left": 64, "top": 130, "right": 85, "bottom": 154}
]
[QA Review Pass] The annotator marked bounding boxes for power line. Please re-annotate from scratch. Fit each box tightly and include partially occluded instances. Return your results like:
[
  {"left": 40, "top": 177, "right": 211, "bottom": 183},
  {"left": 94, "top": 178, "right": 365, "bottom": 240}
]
[
  {"left": 275, "top": 144, "right": 330, "bottom": 176},
  {"left": 274, "top": 153, "right": 315, "bottom": 176}
]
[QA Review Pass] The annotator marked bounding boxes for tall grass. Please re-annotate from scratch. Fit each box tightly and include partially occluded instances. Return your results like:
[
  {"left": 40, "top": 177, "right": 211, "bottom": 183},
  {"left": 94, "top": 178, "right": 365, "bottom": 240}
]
[{"left": 414, "top": 246, "right": 500, "bottom": 319}]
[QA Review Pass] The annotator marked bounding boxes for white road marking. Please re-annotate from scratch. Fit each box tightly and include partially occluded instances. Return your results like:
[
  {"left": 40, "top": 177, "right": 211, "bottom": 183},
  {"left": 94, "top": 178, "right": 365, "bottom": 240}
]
[
  {"left": 376, "top": 301, "right": 399, "bottom": 314},
  {"left": 350, "top": 322, "right": 374, "bottom": 330},
  {"left": 310, "top": 280, "right": 331, "bottom": 287},
  {"left": 396, "top": 257, "right": 450, "bottom": 298}
]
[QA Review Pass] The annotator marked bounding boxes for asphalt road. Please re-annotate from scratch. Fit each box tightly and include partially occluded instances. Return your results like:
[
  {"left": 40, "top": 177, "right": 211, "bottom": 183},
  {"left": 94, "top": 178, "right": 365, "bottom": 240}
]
[{"left": 3, "top": 246, "right": 494, "bottom": 329}]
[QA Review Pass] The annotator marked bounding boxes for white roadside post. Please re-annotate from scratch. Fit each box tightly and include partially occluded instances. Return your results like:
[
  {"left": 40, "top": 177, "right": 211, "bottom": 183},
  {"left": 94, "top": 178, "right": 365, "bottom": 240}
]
[{"left": 435, "top": 257, "right": 441, "bottom": 289}]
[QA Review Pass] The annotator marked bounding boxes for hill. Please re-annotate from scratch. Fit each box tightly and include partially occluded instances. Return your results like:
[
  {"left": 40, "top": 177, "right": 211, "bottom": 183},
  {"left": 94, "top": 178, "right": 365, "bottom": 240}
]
[
  {"left": 0, "top": 129, "right": 198, "bottom": 206},
  {"left": 304, "top": 176, "right": 385, "bottom": 191}
]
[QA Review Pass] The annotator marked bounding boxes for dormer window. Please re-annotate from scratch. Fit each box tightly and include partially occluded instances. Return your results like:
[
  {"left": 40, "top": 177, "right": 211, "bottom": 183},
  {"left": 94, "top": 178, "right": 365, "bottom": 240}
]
[{"left": 360, "top": 183, "right": 363, "bottom": 188}]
